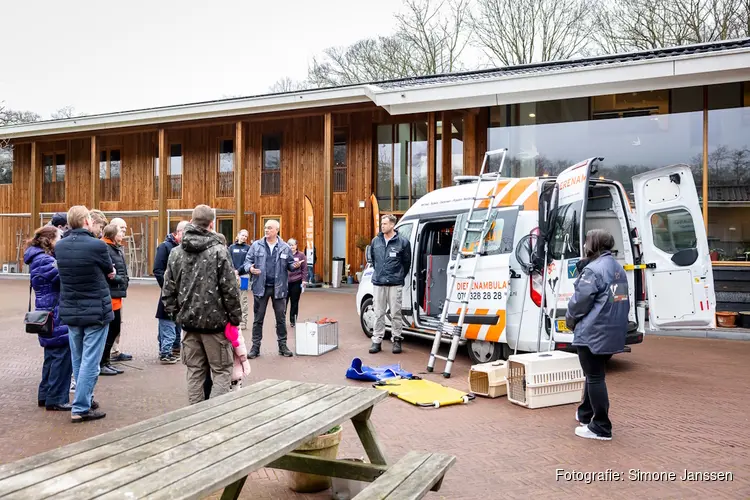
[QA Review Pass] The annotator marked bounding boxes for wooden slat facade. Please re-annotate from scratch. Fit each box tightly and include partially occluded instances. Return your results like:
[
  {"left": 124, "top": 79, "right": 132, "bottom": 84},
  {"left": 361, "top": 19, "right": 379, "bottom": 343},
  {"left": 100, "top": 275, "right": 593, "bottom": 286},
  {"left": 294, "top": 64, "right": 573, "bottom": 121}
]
[{"left": 0, "top": 107, "right": 482, "bottom": 280}]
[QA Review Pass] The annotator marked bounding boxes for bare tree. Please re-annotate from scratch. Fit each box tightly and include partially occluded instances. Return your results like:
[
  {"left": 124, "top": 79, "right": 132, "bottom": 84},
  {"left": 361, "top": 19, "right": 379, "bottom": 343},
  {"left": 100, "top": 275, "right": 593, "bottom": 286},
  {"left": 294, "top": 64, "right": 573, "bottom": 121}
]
[
  {"left": 0, "top": 102, "right": 41, "bottom": 127},
  {"left": 590, "top": 0, "right": 749, "bottom": 53},
  {"left": 308, "top": 0, "right": 471, "bottom": 86},
  {"left": 268, "top": 77, "right": 309, "bottom": 93},
  {"left": 471, "top": 0, "right": 593, "bottom": 66},
  {"left": 395, "top": 0, "right": 471, "bottom": 74},
  {"left": 51, "top": 105, "right": 77, "bottom": 120}
]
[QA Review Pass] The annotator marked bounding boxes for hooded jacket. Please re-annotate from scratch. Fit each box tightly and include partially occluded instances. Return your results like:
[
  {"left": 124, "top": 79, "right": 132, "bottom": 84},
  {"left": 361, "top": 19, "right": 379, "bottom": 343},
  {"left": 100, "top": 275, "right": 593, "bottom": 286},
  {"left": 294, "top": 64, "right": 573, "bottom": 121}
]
[
  {"left": 161, "top": 224, "right": 242, "bottom": 333},
  {"left": 565, "top": 251, "right": 630, "bottom": 355},
  {"left": 24, "top": 246, "right": 69, "bottom": 348}
]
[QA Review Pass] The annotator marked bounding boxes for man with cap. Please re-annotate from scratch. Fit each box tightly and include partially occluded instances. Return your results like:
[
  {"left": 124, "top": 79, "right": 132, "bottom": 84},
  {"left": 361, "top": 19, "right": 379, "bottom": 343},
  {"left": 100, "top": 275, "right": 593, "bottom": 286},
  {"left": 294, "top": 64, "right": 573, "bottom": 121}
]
[{"left": 49, "top": 212, "right": 70, "bottom": 238}]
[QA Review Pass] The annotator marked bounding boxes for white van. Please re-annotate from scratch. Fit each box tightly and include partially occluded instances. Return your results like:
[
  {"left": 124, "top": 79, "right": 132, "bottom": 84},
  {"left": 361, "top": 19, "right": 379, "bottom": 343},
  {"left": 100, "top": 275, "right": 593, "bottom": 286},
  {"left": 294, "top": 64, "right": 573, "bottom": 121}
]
[{"left": 356, "top": 157, "right": 716, "bottom": 365}]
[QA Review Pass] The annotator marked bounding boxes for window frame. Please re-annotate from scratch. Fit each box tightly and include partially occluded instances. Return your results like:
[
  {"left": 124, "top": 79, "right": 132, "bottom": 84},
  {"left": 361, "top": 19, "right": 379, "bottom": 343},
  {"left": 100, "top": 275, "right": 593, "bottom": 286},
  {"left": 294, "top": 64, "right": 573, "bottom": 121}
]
[
  {"left": 261, "top": 133, "right": 282, "bottom": 196},
  {"left": 217, "top": 137, "right": 235, "bottom": 198},
  {"left": 333, "top": 127, "right": 348, "bottom": 193},
  {"left": 99, "top": 147, "right": 122, "bottom": 202},
  {"left": 0, "top": 142, "right": 13, "bottom": 185},
  {"left": 168, "top": 142, "right": 183, "bottom": 200},
  {"left": 41, "top": 150, "right": 67, "bottom": 204}
]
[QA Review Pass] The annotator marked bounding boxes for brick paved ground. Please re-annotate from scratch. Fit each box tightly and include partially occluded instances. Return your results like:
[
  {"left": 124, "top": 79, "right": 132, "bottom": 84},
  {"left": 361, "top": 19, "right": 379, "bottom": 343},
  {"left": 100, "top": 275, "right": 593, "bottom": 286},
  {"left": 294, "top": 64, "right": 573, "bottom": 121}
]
[{"left": 0, "top": 278, "right": 748, "bottom": 499}]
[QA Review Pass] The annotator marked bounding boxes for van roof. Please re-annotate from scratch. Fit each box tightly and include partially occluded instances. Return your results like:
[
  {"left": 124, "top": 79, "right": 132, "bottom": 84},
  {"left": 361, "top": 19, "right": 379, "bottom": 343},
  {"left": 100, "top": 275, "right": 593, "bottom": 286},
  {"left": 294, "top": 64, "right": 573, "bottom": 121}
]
[{"left": 402, "top": 177, "right": 541, "bottom": 219}]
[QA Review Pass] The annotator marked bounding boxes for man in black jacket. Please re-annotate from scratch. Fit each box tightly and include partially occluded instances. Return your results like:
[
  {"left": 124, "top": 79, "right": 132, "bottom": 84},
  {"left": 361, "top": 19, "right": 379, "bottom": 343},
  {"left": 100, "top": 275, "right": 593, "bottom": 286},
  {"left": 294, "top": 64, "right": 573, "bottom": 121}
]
[
  {"left": 162, "top": 205, "right": 242, "bottom": 404},
  {"left": 55, "top": 206, "right": 116, "bottom": 423},
  {"left": 367, "top": 214, "right": 412, "bottom": 355},
  {"left": 153, "top": 220, "right": 188, "bottom": 362},
  {"left": 228, "top": 229, "right": 251, "bottom": 330}
]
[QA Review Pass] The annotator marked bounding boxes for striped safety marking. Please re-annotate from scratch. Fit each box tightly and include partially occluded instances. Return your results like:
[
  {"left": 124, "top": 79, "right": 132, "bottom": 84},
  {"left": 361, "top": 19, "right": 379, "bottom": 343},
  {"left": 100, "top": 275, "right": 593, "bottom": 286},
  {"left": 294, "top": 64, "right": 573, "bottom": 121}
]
[
  {"left": 477, "top": 178, "right": 539, "bottom": 211},
  {"left": 454, "top": 308, "right": 507, "bottom": 342}
]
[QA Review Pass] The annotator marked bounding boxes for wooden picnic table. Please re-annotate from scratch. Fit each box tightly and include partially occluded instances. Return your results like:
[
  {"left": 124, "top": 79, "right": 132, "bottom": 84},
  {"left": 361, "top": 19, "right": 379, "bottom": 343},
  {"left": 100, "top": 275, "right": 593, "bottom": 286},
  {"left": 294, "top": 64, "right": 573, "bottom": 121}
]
[{"left": 0, "top": 378, "right": 454, "bottom": 499}]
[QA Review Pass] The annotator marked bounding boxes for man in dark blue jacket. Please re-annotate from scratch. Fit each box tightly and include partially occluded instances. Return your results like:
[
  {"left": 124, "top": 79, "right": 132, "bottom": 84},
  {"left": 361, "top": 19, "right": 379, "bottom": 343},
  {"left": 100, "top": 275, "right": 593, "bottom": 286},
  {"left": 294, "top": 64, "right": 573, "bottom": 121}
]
[
  {"left": 55, "top": 206, "right": 115, "bottom": 423},
  {"left": 153, "top": 220, "right": 188, "bottom": 362},
  {"left": 367, "top": 214, "right": 412, "bottom": 354},
  {"left": 229, "top": 229, "right": 251, "bottom": 330}
]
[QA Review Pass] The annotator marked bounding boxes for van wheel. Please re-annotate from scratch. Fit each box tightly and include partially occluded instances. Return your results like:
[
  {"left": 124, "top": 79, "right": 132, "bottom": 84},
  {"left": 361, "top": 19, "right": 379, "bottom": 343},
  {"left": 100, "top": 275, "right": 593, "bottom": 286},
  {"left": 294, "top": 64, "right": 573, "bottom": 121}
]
[
  {"left": 467, "top": 340, "right": 507, "bottom": 364},
  {"left": 360, "top": 297, "right": 376, "bottom": 338}
]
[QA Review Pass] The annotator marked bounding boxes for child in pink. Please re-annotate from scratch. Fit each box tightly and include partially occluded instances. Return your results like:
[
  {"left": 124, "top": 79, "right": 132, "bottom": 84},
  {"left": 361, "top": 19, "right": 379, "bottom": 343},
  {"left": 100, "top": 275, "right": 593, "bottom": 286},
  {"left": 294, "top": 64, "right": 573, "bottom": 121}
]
[{"left": 224, "top": 324, "right": 251, "bottom": 389}]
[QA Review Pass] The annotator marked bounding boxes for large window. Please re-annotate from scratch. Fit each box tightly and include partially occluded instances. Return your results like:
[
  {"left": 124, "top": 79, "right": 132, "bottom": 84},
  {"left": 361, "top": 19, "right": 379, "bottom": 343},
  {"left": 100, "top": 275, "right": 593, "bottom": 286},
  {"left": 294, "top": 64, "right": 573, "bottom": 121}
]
[
  {"left": 42, "top": 153, "right": 66, "bottom": 204},
  {"left": 376, "top": 122, "right": 428, "bottom": 211},
  {"left": 168, "top": 144, "right": 182, "bottom": 199},
  {"left": 99, "top": 148, "right": 121, "bottom": 202},
  {"left": 333, "top": 128, "right": 348, "bottom": 193},
  {"left": 217, "top": 139, "right": 234, "bottom": 198},
  {"left": 487, "top": 90, "right": 703, "bottom": 202},
  {"left": 706, "top": 82, "right": 750, "bottom": 261},
  {"left": 262, "top": 134, "right": 281, "bottom": 196},
  {"left": 0, "top": 143, "right": 12, "bottom": 184}
]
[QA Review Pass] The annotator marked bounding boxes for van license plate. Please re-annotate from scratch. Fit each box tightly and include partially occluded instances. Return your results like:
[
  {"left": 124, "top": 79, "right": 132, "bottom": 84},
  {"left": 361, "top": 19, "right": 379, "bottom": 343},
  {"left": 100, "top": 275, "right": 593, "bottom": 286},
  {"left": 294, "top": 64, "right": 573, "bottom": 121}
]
[{"left": 556, "top": 320, "right": 570, "bottom": 332}]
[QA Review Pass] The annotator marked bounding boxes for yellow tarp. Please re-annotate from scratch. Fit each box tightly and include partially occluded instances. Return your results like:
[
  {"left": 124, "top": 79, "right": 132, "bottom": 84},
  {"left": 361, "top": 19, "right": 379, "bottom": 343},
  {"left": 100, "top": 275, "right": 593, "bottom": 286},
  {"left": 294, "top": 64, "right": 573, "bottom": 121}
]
[{"left": 374, "top": 378, "right": 473, "bottom": 408}]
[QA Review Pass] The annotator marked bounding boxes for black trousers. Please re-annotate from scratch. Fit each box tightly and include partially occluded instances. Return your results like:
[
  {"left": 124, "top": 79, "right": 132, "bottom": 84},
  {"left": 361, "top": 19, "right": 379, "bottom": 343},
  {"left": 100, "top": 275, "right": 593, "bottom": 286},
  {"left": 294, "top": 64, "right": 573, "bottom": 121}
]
[
  {"left": 252, "top": 286, "right": 287, "bottom": 349},
  {"left": 576, "top": 345, "right": 612, "bottom": 437},
  {"left": 101, "top": 309, "right": 121, "bottom": 366},
  {"left": 287, "top": 280, "right": 303, "bottom": 325}
]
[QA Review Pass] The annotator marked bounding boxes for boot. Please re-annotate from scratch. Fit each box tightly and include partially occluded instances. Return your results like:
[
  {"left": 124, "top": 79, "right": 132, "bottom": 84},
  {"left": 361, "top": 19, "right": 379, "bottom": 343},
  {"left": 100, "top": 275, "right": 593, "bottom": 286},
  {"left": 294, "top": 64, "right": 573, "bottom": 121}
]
[
  {"left": 369, "top": 342, "right": 381, "bottom": 354},
  {"left": 392, "top": 339, "right": 402, "bottom": 354},
  {"left": 278, "top": 344, "right": 293, "bottom": 357},
  {"left": 248, "top": 346, "right": 260, "bottom": 359}
]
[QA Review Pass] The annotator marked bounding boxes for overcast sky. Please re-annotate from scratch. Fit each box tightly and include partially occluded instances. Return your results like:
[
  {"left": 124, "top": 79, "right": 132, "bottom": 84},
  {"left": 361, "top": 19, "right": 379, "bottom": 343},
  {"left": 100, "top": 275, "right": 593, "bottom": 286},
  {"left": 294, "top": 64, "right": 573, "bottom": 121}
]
[{"left": 0, "top": 0, "right": 406, "bottom": 118}]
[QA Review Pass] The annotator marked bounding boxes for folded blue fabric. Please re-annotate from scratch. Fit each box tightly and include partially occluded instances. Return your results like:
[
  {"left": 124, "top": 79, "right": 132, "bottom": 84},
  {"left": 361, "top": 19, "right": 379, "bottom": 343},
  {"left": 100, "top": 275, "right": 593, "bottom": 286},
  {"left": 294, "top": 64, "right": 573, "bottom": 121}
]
[{"left": 346, "top": 357, "right": 413, "bottom": 382}]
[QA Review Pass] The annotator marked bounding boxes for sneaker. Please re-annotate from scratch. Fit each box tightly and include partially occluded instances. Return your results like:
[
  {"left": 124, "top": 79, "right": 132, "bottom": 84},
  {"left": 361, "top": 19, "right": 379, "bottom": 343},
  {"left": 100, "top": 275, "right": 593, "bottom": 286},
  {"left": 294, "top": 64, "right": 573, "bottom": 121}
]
[
  {"left": 71, "top": 409, "right": 106, "bottom": 423},
  {"left": 105, "top": 363, "right": 124, "bottom": 374},
  {"left": 278, "top": 345, "right": 293, "bottom": 357},
  {"left": 575, "top": 425, "right": 612, "bottom": 441},
  {"left": 46, "top": 403, "right": 72, "bottom": 411},
  {"left": 369, "top": 342, "right": 382, "bottom": 354},
  {"left": 160, "top": 355, "right": 178, "bottom": 365},
  {"left": 392, "top": 340, "right": 402, "bottom": 354},
  {"left": 575, "top": 411, "right": 589, "bottom": 426},
  {"left": 111, "top": 353, "right": 133, "bottom": 362},
  {"left": 100, "top": 365, "right": 119, "bottom": 376},
  {"left": 70, "top": 378, "right": 76, "bottom": 392},
  {"left": 171, "top": 347, "right": 181, "bottom": 357}
]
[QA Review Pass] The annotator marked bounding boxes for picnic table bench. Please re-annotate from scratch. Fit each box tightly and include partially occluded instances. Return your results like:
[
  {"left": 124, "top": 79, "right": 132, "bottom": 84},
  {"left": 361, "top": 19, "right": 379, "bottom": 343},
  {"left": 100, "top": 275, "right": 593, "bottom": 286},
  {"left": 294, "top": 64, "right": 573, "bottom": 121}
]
[{"left": 0, "top": 378, "right": 455, "bottom": 499}]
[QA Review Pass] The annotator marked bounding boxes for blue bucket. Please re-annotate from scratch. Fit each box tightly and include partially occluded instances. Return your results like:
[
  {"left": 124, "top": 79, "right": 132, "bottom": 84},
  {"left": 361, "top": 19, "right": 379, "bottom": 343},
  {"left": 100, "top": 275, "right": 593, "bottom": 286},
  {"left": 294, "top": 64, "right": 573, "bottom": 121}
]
[{"left": 240, "top": 276, "right": 249, "bottom": 291}]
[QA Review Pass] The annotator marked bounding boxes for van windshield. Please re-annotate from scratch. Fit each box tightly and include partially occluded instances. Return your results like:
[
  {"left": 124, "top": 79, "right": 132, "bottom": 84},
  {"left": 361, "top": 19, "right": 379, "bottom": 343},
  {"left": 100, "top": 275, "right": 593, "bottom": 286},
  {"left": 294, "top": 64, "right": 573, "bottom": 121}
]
[
  {"left": 450, "top": 207, "right": 519, "bottom": 258},
  {"left": 550, "top": 201, "right": 582, "bottom": 260}
]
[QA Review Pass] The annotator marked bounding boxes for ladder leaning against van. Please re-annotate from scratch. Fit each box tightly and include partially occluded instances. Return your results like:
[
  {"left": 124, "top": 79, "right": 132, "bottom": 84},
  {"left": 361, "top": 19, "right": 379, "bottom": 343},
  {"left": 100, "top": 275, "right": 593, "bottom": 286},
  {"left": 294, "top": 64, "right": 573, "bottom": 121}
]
[{"left": 427, "top": 149, "right": 509, "bottom": 378}]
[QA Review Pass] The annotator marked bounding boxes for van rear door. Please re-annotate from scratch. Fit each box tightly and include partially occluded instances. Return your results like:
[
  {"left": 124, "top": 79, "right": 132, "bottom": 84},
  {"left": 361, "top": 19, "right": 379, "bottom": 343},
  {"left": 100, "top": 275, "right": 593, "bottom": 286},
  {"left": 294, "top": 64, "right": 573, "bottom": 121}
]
[
  {"left": 632, "top": 164, "right": 716, "bottom": 330},
  {"left": 546, "top": 158, "right": 601, "bottom": 341}
]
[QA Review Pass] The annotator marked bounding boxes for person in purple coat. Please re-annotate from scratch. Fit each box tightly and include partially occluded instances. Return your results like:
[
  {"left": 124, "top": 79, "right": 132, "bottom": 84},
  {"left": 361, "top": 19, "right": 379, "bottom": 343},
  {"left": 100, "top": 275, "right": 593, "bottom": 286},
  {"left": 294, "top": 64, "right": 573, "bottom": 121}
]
[{"left": 24, "top": 226, "right": 73, "bottom": 411}]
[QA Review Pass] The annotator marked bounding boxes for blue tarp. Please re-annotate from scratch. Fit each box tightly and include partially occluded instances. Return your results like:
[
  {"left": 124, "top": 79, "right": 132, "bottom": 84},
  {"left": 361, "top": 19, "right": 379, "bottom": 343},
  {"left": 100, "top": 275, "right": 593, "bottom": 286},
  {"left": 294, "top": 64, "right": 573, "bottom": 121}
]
[{"left": 345, "top": 357, "right": 413, "bottom": 382}]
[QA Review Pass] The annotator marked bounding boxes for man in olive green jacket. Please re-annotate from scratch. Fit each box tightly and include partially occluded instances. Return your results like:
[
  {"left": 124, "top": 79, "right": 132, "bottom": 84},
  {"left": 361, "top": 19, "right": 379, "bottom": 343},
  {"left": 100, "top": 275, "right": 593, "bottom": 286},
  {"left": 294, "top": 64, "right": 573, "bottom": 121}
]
[{"left": 162, "top": 205, "right": 243, "bottom": 404}]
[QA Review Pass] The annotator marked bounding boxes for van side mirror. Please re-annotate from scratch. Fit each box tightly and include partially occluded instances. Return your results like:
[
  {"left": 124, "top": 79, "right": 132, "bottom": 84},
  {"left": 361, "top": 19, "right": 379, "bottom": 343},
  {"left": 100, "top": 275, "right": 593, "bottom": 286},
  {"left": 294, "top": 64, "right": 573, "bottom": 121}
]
[{"left": 365, "top": 245, "right": 372, "bottom": 264}]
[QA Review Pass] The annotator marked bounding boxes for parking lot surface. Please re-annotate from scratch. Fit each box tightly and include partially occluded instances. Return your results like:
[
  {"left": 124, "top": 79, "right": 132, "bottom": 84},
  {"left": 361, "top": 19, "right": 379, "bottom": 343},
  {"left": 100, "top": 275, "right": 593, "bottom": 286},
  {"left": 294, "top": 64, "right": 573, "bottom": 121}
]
[{"left": 0, "top": 279, "right": 748, "bottom": 499}]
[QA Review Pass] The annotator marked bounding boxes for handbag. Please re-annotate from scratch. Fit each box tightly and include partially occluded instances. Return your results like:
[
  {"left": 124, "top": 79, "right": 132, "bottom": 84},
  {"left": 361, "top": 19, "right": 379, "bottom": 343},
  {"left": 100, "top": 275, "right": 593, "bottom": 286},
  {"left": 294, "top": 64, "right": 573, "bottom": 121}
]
[{"left": 24, "top": 285, "right": 54, "bottom": 336}]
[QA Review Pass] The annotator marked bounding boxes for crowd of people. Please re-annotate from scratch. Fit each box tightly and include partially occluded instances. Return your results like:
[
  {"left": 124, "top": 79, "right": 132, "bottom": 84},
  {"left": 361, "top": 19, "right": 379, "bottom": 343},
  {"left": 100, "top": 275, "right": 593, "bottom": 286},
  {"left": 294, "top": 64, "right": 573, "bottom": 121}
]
[{"left": 26, "top": 204, "right": 310, "bottom": 422}]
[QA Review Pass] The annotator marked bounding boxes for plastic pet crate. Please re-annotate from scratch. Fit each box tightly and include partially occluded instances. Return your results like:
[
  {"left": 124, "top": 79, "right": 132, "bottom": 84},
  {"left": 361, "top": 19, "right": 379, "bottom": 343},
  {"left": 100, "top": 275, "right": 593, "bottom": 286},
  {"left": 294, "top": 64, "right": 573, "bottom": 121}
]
[
  {"left": 468, "top": 360, "right": 508, "bottom": 398},
  {"left": 506, "top": 351, "right": 585, "bottom": 409},
  {"left": 295, "top": 320, "right": 339, "bottom": 356}
]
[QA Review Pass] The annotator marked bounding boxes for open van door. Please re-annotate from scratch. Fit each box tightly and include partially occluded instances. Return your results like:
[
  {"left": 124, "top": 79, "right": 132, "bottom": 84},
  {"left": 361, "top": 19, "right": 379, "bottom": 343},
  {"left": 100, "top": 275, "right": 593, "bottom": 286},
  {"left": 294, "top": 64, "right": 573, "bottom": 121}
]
[{"left": 632, "top": 165, "right": 716, "bottom": 330}]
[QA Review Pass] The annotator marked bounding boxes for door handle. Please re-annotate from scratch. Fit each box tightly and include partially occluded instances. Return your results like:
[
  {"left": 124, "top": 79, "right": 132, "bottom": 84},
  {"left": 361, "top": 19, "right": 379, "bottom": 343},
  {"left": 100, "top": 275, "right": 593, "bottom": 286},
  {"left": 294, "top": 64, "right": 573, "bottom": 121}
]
[{"left": 412, "top": 279, "right": 416, "bottom": 290}]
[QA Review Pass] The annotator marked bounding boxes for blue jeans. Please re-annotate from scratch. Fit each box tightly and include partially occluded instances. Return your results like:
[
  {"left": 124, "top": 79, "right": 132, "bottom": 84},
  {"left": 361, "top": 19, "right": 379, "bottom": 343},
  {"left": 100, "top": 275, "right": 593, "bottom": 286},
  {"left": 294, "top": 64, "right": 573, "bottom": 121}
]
[
  {"left": 68, "top": 323, "right": 109, "bottom": 415},
  {"left": 307, "top": 266, "right": 313, "bottom": 283},
  {"left": 39, "top": 345, "right": 73, "bottom": 406},
  {"left": 158, "top": 319, "right": 181, "bottom": 357}
]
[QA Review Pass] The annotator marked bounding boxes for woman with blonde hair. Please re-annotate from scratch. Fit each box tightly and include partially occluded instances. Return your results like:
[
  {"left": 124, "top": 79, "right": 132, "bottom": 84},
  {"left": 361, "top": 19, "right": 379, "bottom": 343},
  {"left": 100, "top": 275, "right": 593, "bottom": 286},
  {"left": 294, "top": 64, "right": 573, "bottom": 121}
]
[{"left": 24, "top": 226, "right": 72, "bottom": 411}]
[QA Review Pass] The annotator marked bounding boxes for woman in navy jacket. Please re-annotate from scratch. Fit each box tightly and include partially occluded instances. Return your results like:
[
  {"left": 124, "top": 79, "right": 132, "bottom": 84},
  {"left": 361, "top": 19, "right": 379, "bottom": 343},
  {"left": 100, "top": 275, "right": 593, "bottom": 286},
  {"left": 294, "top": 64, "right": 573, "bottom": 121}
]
[{"left": 24, "top": 226, "right": 73, "bottom": 411}]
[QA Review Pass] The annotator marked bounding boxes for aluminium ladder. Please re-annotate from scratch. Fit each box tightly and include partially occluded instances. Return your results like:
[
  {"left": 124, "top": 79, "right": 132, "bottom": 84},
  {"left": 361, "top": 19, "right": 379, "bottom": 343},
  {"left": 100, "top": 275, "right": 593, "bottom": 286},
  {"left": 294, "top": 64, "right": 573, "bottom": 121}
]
[{"left": 427, "top": 148, "right": 509, "bottom": 378}]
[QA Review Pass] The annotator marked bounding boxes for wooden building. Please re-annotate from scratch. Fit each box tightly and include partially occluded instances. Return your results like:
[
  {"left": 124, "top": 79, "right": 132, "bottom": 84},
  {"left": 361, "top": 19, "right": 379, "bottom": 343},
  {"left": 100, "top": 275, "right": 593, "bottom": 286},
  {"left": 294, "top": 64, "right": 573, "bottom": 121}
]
[{"left": 2, "top": 39, "right": 750, "bottom": 294}]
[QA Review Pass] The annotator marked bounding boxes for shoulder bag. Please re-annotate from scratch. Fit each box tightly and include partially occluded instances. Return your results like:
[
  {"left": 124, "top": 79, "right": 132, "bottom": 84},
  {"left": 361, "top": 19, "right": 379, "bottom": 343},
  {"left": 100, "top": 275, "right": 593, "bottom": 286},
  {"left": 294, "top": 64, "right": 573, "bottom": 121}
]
[{"left": 24, "top": 285, "right": 54, "bottom": 336}]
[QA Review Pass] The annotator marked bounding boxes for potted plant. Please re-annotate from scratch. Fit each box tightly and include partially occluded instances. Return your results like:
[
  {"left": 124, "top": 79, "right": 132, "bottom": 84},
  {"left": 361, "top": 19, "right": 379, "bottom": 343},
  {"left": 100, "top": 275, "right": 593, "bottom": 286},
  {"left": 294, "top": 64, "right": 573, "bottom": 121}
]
[{"left": 288, "top": 425, "right": 343, "bottom": 493}]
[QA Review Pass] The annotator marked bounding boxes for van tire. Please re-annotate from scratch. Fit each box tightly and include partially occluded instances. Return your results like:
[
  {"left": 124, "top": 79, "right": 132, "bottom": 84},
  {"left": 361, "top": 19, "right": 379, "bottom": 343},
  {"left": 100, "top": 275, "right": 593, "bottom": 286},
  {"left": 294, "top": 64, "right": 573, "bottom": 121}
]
[
  {"left": 360, "top": 296, "right": 375, "bottom": 338},
  {"left": 467, "top": 340, "right": 508, "bottom": 365}
]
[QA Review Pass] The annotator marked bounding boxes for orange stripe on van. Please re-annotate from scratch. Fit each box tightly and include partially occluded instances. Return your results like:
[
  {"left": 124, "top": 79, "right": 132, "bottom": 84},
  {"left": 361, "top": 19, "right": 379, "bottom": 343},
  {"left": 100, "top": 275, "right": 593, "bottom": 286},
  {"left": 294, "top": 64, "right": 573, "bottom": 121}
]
[
  {"left": 497, "top": 178, "right": 534, "bottom": 207},
  {"left": 463, "top": 308, "right": 488, "bottom": 340},
  {"left": 484, "top": 311, "right": 507, "bottom": 342}
]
